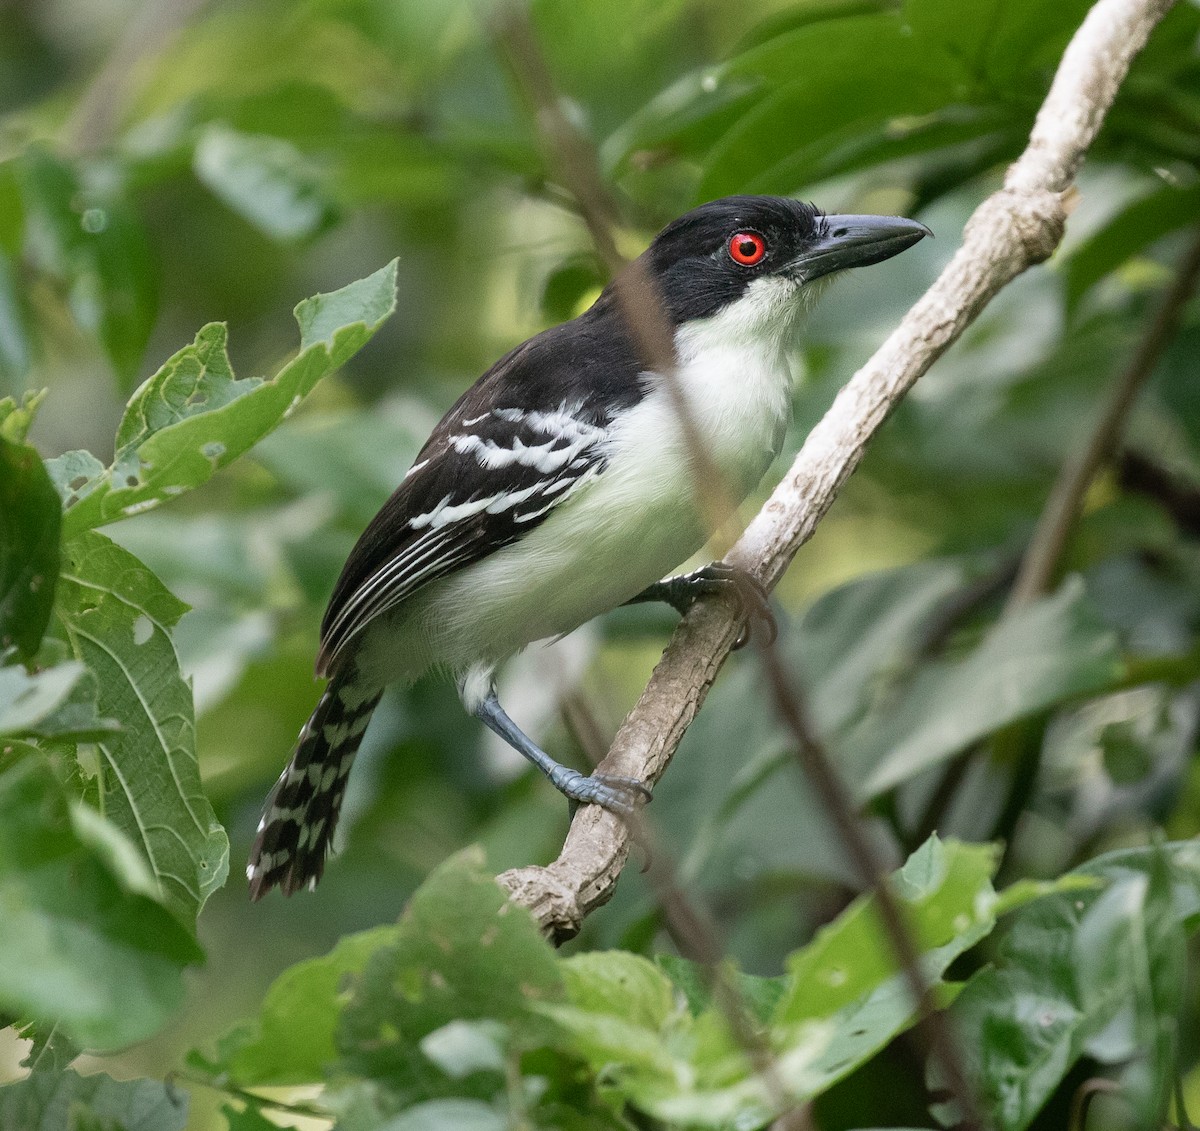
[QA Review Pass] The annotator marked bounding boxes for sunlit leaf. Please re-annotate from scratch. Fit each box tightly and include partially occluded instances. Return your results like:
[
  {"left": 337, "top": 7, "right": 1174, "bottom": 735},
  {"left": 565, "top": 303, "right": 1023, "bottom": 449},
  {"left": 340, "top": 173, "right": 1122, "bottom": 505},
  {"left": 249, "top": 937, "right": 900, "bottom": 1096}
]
[{"left": 539, "top": 839, "right": 1006, "bottom": 1128}]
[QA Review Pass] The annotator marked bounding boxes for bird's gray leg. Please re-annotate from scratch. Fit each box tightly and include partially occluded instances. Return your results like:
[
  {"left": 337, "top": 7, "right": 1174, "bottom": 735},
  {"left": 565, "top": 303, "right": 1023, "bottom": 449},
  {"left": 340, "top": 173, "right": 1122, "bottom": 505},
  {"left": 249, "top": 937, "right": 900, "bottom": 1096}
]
[
  {"left": 626, "top": 562, "right": 777, "bottom": 648},
  {"left": 472, "top": 688, "right": 651, "bottom": 816}
]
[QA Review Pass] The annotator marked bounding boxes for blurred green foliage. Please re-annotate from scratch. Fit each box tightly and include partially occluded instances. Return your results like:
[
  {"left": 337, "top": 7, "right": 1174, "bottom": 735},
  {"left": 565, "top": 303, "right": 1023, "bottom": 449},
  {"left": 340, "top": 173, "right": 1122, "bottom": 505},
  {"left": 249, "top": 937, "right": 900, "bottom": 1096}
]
[{"left": 1, "top": 0, "right": 1200, "bottom": 1128}]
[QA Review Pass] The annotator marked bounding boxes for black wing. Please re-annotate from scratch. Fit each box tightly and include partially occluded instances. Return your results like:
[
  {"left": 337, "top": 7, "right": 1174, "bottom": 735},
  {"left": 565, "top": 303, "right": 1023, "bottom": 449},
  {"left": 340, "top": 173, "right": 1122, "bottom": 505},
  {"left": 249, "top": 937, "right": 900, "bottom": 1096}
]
[{"left": 316, "top": 300, "right": 643, "bottom": 677}]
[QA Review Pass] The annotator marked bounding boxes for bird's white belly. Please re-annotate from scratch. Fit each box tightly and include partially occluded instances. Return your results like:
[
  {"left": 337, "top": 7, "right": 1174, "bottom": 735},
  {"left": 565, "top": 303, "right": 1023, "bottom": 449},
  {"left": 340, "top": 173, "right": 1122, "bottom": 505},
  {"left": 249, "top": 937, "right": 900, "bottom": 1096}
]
[{"left": 359, "top": 326, "right": 793, "bottom": 684}]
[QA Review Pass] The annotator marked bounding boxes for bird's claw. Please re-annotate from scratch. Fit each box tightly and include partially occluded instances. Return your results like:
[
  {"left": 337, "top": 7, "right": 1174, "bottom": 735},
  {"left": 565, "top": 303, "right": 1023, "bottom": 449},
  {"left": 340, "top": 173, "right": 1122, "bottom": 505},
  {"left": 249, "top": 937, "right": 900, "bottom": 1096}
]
[
  {"left": 730, "top": 572, "right": 777, "bottom": 649},
  {"left": 559, "top": 770, "right": 652, "bottom": 819},
  {"left": 676, "top": 563, "right": 777, "bottom": 650}
]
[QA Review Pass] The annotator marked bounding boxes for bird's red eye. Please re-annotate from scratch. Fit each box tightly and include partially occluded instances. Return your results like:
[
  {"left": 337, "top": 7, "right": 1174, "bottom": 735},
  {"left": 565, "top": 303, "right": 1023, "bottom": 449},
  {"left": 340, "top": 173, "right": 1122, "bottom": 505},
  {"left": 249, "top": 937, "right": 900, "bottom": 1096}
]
[{"left": 728, "top": 231, "right": 766, "bottom": 266}]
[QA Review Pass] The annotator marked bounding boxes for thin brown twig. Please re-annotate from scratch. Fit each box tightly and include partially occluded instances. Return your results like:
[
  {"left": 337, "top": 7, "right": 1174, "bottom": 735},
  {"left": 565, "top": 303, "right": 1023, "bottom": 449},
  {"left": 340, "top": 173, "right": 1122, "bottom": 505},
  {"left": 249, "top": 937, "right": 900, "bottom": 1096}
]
[
  {"left": 495, "top": 0, "right": 984, "bottom": 1120},
  {"left": 491, "top": 3, "right": 740, "bottom": 547},
  {"left": 493, "top": 3, "right": 1174, "bottom": 1129},
  {"left": 499, "top": 0, "right": 1175, "bottom": 938},
  {"left": 65, "top": 0, "right": 210, "bottom": 155},
  {"left": 563, "top": 679, "right": 806, "bottom": 1121},
  {"left": 496, "top": 10, "right": 820, "bottom": 1120},
  {"left": 755, "top": 638, "right": 986, "bottom": 1131},
  {"left": 1007, "top": 223, "right": 1200, "bottom": 608}
]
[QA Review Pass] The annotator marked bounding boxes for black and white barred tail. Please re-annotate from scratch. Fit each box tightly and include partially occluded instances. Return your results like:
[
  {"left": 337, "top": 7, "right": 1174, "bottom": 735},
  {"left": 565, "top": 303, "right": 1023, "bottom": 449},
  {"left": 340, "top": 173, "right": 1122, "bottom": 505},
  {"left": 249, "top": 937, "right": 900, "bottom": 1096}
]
[{"left": 247, "top": 664, "right": 381, "bottom": 900}]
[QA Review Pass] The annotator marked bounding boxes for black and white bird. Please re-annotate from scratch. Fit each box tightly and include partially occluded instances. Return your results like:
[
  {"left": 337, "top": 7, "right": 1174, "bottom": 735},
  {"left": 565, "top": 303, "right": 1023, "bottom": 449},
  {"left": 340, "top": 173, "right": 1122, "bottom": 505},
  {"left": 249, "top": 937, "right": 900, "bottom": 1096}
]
[{"left": 247, "top": 195, "right": 929, "bottom": 899}]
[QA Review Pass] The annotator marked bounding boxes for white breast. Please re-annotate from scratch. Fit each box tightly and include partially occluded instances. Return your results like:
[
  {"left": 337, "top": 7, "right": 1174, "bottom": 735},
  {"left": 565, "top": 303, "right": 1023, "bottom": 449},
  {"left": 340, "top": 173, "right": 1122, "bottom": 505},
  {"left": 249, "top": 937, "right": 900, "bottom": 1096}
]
[{"left": 362, "top": 280, "right": 800, "bottom": 683}]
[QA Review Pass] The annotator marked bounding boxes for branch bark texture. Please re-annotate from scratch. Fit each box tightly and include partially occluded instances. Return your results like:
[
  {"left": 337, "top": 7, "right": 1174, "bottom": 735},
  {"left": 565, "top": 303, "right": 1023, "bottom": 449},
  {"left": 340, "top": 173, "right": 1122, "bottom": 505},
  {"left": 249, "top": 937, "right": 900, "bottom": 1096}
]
[{"left": 499, "top": 0, "right": 1177, "bottom": 941}]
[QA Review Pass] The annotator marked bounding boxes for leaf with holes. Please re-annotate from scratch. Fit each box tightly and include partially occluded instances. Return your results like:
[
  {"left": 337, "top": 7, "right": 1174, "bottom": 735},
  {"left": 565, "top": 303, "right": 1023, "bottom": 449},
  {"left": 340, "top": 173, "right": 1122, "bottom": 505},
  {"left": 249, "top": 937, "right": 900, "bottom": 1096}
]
[
  {"left": 337, "top": 849, "right": 562, "bottom": 1090},
  {"left": 48, "top": 258, "right": 397, "bottom": 535},
  {"left": 52, "top": 530, "right": 228, "bottom": 922}
]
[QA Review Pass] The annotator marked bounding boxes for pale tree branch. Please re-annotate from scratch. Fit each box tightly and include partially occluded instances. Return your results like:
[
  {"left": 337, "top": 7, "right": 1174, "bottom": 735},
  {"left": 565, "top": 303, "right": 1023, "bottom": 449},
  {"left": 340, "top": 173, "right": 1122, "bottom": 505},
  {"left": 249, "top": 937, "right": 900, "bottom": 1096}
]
[{"left": 499, "top": 0, "right": 1178, "bottom": 938}]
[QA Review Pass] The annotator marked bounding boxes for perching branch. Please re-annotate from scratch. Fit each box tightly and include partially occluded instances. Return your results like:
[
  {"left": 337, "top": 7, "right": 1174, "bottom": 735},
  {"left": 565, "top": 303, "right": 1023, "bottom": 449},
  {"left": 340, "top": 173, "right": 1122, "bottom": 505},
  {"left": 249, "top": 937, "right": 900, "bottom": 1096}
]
[{"left": 498, "top": 0, "right": 1178, "bottom": 939}]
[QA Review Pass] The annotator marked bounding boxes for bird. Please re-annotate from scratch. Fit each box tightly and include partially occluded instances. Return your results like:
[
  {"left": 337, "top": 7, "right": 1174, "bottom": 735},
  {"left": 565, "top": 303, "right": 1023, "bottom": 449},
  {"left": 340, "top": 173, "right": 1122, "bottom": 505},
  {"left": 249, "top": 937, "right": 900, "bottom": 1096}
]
[{"left": 247, "top": 194, "right": 930, "bottom": 899}]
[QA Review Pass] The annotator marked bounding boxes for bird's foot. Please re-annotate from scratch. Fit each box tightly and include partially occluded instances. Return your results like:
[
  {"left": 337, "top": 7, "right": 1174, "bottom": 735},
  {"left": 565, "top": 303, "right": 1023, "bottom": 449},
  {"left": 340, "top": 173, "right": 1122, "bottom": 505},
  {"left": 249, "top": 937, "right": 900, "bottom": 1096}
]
[
  {"left": 656, "top": 563, "right": 777, "bottom": 649},
  {"left": 549, "top": 765, "right": 652, "bottom": 817}
]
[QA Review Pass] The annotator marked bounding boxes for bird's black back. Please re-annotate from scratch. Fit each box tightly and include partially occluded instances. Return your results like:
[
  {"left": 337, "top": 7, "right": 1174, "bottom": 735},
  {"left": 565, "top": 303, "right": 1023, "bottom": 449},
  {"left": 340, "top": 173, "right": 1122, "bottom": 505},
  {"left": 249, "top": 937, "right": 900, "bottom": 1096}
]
[{"left": 317, "top": 297, "right": 644, "bottom": 673}]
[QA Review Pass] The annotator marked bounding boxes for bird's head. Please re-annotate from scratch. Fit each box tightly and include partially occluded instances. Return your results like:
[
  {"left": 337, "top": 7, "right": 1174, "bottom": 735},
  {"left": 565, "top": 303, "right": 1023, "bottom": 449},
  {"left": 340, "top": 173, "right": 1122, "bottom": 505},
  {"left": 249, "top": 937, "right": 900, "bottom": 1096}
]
[{"left": 636, "top": 195, "right": 930, "bottom": 339}]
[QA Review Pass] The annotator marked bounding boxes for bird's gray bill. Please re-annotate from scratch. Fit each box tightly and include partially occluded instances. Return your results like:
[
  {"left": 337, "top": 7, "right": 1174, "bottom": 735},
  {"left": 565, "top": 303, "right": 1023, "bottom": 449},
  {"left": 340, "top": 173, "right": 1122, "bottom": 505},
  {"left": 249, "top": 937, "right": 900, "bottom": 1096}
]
[{"left": 791, "top": 214, "right": 931, "bottom": 283}]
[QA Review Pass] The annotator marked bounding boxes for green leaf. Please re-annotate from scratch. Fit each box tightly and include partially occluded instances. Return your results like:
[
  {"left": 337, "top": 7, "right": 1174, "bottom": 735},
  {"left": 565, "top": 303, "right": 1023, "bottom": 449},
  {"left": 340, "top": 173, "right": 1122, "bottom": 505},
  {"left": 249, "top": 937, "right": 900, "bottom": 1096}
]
[
  {"left": 337, "top": 849, "right": 562, "bottom": 1087},
  {"left": 219, "top": 1104, "right": 280, "bottom": 1131},
  {"left": 48, "top": 258, "right": 398, "bottom": 534},
  {"left": 598, "top": 68, "right": 763, "bottom": 177},
  {"left": 216, "top": 851, "right": 561, "bottom": 1091},
  {"left": 904, "top": 0, "right": 1093, "bottom": 88},
  {"left": 251, "top": 400, "right": 424, "bottom": 524},
  {"left": 0, "top": 662, "right": 84, "bottom": 739},
  {"left": 194, "top": 124, "right": 338, "bottom": 241},
  {"left": 539, "top": 838, "right": 1003, "bottom": 1128},
  {"left": 1064, "top": 184, "right": 1200, "bottom": 312},
  {"left": 651, "top": 558, "right": 970, "bottom": 896},
  {"left": 0, "top": 657, "right": 117, "bottom": 744},
  {"left": 734, "top": 0, "right": 902, "bottom": 51},
  {"left": 699, "top": 13, "right": 966, "bottom": 198},
  {"left": 0, "top": 1067, "right": 187, "bottom": 1131},
  {"left": 943, "top": 841, "right": 1200, "bottom": 1131},
  {"left": 213, "top": 923, "right": 400, "bottom": 1086},
  {"left": 0, "top": 388, "right": 45, "bottom": 444},
  {"left": 0, "top": 433, "right": 60, "bottom": 661},
  {"left": 53, "top": 531, "right": 228, "bottom": 922},
  {"left": 774, "top": 837, "right": 1000, "bottom": 1023},
  {"left": 559, "top": 951, "right": 677, "bottom": 1032},
  {"left": 849, "top": 578, "right": 1125, "bottom": 798},
  {"left": 656, "top": 953, "right": 786, "bottom": 1023},
  {"left": 0, "top": 758, "right": 203, "bottom": 1052}
]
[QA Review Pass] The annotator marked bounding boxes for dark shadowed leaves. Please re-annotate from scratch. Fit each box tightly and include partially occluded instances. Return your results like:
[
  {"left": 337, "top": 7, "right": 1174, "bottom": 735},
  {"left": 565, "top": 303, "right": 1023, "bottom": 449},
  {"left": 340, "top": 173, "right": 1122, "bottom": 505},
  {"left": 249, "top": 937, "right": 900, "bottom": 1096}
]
[
  {"left": 0, "top": 759, "right": 203, "bottom": 1052},
  {"left": 0, "top": 429, "right": 59, "bottom": 662},
  {"left": 14, "top": 147, "right": 156, "bottom": 387},
  {"left": 942, "top": 841, "right": 1200, "bottom": 1131}
]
